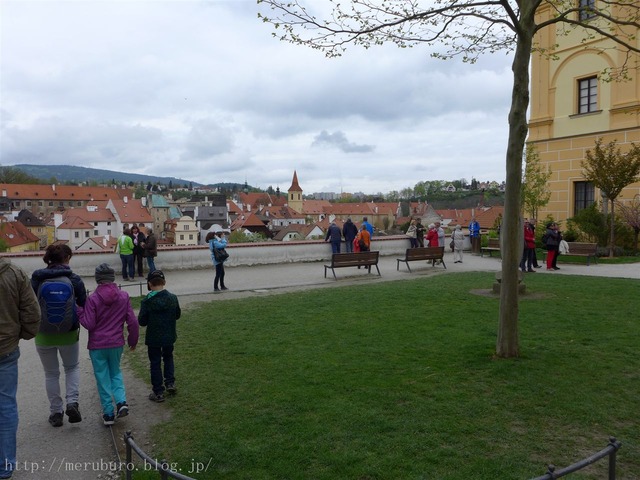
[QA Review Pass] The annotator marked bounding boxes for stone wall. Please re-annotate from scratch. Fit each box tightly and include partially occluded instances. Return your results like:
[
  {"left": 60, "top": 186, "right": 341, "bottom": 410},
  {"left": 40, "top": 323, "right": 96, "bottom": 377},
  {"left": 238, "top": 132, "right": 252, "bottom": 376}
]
[{"left": 3, "top": 234, "right": 469, "bottom": 277}]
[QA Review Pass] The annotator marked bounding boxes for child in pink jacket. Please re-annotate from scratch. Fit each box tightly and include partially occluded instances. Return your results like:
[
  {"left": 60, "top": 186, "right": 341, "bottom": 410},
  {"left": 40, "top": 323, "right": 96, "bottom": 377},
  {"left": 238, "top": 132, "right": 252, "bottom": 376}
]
[{"left": 79, "top": 263, "right": 139, "bottom": 426}]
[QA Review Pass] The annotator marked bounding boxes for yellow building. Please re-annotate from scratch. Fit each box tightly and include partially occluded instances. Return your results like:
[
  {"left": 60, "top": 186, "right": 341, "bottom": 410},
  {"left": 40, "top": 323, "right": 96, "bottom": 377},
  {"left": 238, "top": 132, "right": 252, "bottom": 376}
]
[
  {"left": 528, "top": 2, "right": 640, "bottom": 223},
  {"left": 287, "top": 171, "right": 304, "bottom": 214}
]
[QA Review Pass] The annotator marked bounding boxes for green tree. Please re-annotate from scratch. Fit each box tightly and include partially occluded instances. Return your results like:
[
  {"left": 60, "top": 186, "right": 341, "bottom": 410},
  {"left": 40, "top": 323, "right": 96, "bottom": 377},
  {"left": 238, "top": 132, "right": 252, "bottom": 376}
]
[
  {"left": 522, "top": 144, "right": 551, "bottom": 221},
  {"left": 0, "top": 165, "right": 41, "bottom": 184},
  {"left": 616, "top": 194, "right": 640, "bottom": 254},
  {"left": 582, "top": 138, "right": 640, "bottom": 257},
  {"left": 258, "top": 0, "right": 640, "bottom": 358}
]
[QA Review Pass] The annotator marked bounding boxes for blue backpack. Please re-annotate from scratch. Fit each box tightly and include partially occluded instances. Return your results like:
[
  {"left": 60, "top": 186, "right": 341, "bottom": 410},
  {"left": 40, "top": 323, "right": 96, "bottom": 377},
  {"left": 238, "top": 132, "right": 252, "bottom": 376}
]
[{"left": 37, "top": 276, "right": 76, "bottom": 334}]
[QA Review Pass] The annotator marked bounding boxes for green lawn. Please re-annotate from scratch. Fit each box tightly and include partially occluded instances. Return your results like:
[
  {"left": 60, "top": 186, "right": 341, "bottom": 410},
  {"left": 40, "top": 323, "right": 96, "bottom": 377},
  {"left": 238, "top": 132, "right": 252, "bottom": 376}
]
[{"left": 127, "top": 272, "right": 640, "bottom": 479}]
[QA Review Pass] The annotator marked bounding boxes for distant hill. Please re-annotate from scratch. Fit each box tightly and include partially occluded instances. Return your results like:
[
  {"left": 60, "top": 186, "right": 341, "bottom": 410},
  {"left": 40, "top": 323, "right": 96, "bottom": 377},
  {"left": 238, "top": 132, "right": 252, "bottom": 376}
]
[{"left": 13, "top": 164, "right": 203, "bottom": 188}]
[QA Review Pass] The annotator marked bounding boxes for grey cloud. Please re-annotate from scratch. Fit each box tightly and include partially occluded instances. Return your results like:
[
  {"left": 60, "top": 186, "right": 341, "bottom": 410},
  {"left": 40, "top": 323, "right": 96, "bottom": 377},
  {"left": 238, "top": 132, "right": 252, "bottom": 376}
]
[
  {"left": 182, "top": 118, "right": 234, "bottom": 160},
  {"left": 311, "top": 130, "right": 374, "bottom": 153}
]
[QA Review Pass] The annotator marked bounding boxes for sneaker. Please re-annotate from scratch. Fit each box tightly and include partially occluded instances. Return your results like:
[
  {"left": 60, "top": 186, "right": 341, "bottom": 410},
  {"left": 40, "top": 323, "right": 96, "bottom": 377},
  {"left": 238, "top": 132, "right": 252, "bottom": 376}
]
[
  {"left": 65, "top": 403, "right": 82, "bottom": 423},
  {"left": 527, "top": 270, "right": 536, "bottom": 273},
  {"left": 48, "top": 412, "right": 64, "bottom": 427},
  {"left": 553, "top": 267, "right": 560, "bottom": 270},
  {"left": 103, "top": 414, "right": 115, "bottom": 426},
  {"left": 221, "top": 286, "right": 228, "bottom": 291},
  {"left": 116, "top": 402, "right": 129, "bottom": 418},
  {"left": 214, "top": 288, "right": 220, "bottom": 292},
  {"left": 149, "top": 392, "right": 165, "bottom": 403},
  {"left": 165, "top": 384, "right": 177, "bottom": 394}
]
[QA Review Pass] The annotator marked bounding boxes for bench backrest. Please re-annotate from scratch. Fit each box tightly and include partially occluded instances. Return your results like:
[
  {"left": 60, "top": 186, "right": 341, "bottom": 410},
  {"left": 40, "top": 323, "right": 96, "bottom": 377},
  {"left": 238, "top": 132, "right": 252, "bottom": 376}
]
[
  {"left": 566, "top": 242, "right": 597, "bottom": 254},
  {"left": 405, "top": 246, "right": 444, "bottom": 260},
  {"left": 331, "top": 251, "right": 379, "bottom": 267},
  {"left": 487, "top": 238, "right": 500, "bottom": 248}
]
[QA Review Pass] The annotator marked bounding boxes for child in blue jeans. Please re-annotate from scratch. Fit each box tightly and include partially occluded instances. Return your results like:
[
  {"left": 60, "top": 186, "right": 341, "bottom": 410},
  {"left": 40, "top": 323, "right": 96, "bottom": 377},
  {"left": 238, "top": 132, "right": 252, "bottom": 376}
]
[
  {"left": 79, "top": 263, "right": 139, "bottom": 425},
  {"left": 138, "top": 270, "right": 181, "bottom": 403}
]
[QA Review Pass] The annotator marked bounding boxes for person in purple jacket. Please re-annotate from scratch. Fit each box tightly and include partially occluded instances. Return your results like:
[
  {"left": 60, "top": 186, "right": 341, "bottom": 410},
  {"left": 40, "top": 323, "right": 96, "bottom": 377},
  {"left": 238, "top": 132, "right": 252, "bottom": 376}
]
[{"left": 79, "top": 263, "right": 139, "bottom": 426}]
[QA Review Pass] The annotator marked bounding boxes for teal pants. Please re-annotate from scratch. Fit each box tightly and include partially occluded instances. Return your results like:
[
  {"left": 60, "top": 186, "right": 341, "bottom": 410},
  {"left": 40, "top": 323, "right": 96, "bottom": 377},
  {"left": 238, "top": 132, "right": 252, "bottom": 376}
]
[{"left": 89, "top": 347, "right": 126, "bottom": 416}]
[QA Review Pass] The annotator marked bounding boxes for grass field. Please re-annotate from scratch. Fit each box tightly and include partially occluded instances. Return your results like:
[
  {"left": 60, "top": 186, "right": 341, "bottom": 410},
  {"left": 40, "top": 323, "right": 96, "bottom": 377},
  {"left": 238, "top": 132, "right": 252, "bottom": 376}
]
[{"left": 127, "top": 272, "right": 640, "bottom": 479}]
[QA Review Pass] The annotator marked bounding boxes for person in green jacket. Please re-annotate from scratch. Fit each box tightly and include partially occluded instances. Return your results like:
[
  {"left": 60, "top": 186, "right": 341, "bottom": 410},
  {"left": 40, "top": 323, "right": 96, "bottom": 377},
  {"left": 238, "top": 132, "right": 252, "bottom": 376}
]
[{"left": 116, "top": 227, "right": 135, "bottom": 281}]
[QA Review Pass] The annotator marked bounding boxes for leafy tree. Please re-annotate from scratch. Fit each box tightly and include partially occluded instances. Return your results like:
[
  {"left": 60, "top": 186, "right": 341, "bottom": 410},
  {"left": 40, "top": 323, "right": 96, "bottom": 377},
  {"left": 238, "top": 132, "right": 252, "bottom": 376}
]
[
  {"left": 616, "top": 194, "right": 640, "bottom": 254},
  {"left": 522, "top": 144, "right": 551, "bottom": 221},
  {"left": 0, "top": 165, "right": 41, "bottom": 184},
  {"left": 582, "top": 138, "right": 640, "bottom": 257},
  {"left": 258, "top": 0, "right": 640, "bottom": 358}
]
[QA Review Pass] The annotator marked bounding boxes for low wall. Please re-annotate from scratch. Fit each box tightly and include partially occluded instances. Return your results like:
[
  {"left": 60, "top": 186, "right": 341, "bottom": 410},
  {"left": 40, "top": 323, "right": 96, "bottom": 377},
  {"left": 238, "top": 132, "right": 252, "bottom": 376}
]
[{"left": 3, "top": 235, "right": 470, "bottom": 277}]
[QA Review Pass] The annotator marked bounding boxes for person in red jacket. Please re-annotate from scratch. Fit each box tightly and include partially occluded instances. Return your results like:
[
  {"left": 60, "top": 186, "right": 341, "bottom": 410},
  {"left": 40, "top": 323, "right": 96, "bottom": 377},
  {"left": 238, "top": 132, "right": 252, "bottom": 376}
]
[
  {"left": 520, "top": 220, "right": 536, "bottom": 273},
  {"left": 426, "top": 223, "right": 439, "bottom": 247}
]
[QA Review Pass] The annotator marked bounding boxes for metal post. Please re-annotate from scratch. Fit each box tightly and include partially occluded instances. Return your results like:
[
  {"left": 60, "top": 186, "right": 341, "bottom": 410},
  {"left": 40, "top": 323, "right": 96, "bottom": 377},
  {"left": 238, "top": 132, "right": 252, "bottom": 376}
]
[{"left": 124, "top": 431, "right": 133, "bottom": 480}]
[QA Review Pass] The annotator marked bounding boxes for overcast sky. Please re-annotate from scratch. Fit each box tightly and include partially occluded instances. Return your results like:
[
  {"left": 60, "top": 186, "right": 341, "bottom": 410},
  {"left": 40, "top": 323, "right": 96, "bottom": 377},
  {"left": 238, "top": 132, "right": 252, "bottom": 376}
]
[{"left": 1, "top": 0, "right": 514, "bottom": 195}]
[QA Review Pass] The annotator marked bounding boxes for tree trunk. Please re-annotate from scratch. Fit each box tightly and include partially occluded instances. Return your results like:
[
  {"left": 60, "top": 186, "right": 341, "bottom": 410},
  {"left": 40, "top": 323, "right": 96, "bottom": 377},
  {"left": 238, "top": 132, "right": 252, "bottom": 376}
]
[
  {"left": 496, "top": 21, "right": 535, "bottom": 358},
  {"left": 609, "top": 199, "right": 615, "bottom": 258}
]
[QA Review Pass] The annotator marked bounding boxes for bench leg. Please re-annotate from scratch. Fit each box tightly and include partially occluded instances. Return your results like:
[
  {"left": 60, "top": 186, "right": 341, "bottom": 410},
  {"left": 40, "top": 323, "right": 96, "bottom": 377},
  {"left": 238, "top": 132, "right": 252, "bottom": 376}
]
[
  {"left": 332, "top": 268, "right": 337, "bottom": 280},
  {"left": 374, "top": 264, "right": 381, "bottom": 276},
  {"left": 441, "top": 258, "right": 446, "bottom": 269}
]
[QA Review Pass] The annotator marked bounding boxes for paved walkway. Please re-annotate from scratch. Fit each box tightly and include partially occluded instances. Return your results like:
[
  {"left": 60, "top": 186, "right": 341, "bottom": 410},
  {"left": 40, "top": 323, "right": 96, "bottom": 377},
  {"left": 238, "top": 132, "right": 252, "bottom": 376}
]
[{"left": 13, "top": 251, "right": 639, "bottom": 478}]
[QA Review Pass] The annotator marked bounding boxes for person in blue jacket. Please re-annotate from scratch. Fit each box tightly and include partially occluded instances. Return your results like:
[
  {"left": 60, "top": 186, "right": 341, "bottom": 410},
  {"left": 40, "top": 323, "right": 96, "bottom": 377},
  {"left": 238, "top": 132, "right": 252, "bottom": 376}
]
[
  {"left": 469, "top": 217, "right": 481, "bottom": 254},
  {"left": 207, "top": 231, "right": 229, "bottom": 292}
]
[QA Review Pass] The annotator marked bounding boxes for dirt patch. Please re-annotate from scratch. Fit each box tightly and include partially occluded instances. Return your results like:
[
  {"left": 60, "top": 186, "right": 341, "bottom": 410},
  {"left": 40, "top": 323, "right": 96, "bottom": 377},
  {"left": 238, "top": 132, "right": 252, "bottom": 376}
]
[{"left": 470, "top": 289, "right": 552, "bottom": 300}]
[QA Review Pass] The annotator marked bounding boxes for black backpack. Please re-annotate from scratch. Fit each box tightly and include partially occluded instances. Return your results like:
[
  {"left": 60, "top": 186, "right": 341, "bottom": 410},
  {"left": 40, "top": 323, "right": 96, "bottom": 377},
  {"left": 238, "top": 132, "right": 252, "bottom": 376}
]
[{"left": 37, "top": 276, "right": 76, "bottom": 334}]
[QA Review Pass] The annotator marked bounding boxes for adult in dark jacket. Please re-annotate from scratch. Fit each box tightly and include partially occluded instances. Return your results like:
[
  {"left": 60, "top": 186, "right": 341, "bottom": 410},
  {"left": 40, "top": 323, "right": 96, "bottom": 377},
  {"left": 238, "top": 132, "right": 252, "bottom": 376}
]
[
  {"left": 0, "top": 257, "right": 40, "bottom": 479},
  {"left": 544, "top": 222, "right": 561, "bottom": 270},
  {"left": 143, "top": 229, "right": 158, "bottom": 273},
  {"left": 342, "top": 218, "right": 358, "bottom": 253},
  {"left": 130, "top": 225, "right": 146, "bottom": 279},
  {"left": 30, "top": 244, "right": 87, "bottom": 428},
  {"left": 325, "top": 222, "right": 342, "bottom": 253},
  {"left": 416, "top": 219, "right": 426, "bottom": 247}
]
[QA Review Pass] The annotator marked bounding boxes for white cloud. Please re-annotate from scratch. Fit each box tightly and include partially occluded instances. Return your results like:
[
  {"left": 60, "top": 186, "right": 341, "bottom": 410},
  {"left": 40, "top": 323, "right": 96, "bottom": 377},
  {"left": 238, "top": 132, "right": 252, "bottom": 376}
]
[{"left": 0, "top": 0, "right": 513, "bottom": 194}]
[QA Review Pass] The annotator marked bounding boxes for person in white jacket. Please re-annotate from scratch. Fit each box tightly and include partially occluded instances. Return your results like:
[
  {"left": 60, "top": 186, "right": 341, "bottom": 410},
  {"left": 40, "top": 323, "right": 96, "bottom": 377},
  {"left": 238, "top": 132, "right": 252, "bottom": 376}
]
[{"left": 452, "top": 225, "right": 465, "bottom": 263}]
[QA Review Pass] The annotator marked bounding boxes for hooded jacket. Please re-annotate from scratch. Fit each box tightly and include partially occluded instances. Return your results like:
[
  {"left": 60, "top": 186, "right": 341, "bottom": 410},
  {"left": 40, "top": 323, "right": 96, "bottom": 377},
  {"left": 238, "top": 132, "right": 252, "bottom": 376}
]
[
  {"left": 79, "top": 282, "right": 139, "bottom": 350},
  {"left": 0, "top": 258, "right": 41, "bottom": 356},
  {"left": 138, "top": 289, "right": 181, "bottom": 347}
]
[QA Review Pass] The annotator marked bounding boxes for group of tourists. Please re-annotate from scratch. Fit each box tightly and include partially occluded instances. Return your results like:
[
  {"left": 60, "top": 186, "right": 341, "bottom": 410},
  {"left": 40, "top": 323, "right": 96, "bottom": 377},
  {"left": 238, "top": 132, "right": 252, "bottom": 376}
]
[
  {"left": 0, "top": 244, "right": 181, "bottom": 479},
  {"left": 115, "top": 224, "right": 158, "bottom": 281},
  {"left": 324, "top": 217, "right": 374, "bottom": 254}
]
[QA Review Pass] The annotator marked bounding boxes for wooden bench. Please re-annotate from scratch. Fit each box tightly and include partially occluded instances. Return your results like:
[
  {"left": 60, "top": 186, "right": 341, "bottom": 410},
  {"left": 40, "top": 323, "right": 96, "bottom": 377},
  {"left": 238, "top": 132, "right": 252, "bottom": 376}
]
[
  {"left": 396, "top": 246, "right": 446, "bottom": 272},
  {"left": 481, "top": 238, "right": 501, "bottom": 257},
  {"left": 324, "top": 251, "right": 381, "bottom": 280},
  {"left": 543, "top": 242, "right": 598, "bottom": 265}
]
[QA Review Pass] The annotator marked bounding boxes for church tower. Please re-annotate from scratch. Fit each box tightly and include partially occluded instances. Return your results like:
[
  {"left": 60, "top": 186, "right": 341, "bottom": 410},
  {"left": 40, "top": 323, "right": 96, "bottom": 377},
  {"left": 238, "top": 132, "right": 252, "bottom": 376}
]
[{"left": 287, "top": 170, "right": 303, "bottom": 213}]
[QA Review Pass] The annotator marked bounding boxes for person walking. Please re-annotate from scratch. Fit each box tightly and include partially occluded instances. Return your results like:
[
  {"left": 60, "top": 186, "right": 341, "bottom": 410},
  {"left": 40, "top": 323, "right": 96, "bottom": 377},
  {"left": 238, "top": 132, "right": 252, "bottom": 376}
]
[
  {"left": 325, "top": 222, "right": 342, "bottom": 253},
  {"left": 143, "top": 228, "right": 158, "bottom": 273},
  {"left": 138, "top": 270, "right": 181, "bottom": 403},
  {"left": 116, "top": 228, "right": 135, "bottom": 281},
  {"left": 520, "top": 220, "right": 536, "bottom": 273},
  {"left": 130, "top": 225, "right": 146, "bottom": 279},
  {"left": 451, "top": 224, "right": 465, "bottom": 263},
  {"left": 207, "top": 231, "right": 229, "bottom": 292},
  {"left": 342, "top": 218, "right": 358, "bottom": 253},
  {"left": 0, "top": 258, "right": 41, "bottom": 479},
  {"left": 469, "top": 217, "right": 481, "bottom": 254},
  {"left": 30, "top": 244, "right": 87, "bottom": 428},
  {"left": 79, "top": 264, "right": 139, "bottom": 426},
  {"left": 406, "top": 219, "right": 418, "bottom": 248}
]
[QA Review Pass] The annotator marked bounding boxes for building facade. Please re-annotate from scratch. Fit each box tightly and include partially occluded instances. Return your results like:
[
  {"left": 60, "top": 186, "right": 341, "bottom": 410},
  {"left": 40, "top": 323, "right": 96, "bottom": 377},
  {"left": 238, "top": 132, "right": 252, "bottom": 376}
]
[{"left": 528, "top": 2, "right": 640, "bottom": 223}]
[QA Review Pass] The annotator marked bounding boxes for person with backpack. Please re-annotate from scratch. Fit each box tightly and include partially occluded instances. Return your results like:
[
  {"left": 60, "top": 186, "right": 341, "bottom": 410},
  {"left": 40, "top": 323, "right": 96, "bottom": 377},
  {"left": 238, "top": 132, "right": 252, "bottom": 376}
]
[
  {"left": 30, "top": 244, "right": 87, "bottom": 428},
  {"left": 79, "top": 263, "right": 139, "bottom": 426},
  {"left": 206, "top": 231, "right": 229, "bottom": 292},
  {"left": 0, "top": 257, "right": 41, "bottom": 479}
]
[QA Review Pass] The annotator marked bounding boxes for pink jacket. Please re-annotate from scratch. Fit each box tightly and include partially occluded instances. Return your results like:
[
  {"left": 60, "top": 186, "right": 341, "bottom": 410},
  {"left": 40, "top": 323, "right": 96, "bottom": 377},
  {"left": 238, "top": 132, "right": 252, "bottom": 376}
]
[{"left": 79, "top": 283, "right": 139, "bottom": 350}]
